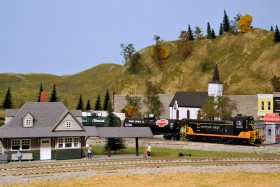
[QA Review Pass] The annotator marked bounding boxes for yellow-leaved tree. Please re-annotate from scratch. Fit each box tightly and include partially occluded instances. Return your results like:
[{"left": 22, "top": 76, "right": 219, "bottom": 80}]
[{"left": 238, "top": 14, "right": 253, "bottom": 33}]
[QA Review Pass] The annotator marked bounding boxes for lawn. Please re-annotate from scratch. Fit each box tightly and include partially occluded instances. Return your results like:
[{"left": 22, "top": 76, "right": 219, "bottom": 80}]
[{"left": 86, "top": 145, "right": 278, "bottom": 158}]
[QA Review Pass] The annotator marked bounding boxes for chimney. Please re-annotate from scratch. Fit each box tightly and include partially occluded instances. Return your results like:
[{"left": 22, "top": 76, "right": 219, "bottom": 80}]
[{"left": 40, "top": 91, "right": 48, "bottom": 102}]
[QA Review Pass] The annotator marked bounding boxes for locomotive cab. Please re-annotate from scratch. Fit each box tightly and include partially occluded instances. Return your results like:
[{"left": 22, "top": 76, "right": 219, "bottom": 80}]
[{"left": 233, "top": 115, "right": 255, "bottom": 134}]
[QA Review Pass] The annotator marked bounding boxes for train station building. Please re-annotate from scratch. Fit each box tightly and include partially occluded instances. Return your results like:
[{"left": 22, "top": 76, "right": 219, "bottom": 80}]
[{"left": 0, "top": 101, "right": 152, "bottom": 161}]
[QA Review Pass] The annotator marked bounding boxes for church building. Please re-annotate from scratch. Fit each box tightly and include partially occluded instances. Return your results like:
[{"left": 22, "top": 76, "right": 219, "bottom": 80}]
[{"left": 169, "top": 64, "right": 223, "bottom": 119}]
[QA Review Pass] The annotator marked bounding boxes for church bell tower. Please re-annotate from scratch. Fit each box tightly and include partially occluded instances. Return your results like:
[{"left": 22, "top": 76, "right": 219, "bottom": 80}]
[{"left": 208, "top": 64, "right": 223, "bottom": 97}]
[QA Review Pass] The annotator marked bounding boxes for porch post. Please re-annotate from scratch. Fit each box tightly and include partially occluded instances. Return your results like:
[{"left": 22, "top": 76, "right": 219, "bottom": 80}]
[{"left": 135, "top": 137, "right": 139, "bottom": 156}]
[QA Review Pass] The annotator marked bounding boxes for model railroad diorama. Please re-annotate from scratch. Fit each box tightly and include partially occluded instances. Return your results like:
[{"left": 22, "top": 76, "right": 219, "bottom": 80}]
[{"left": 83, "top": 112, "right": 262, "bottom": 145}]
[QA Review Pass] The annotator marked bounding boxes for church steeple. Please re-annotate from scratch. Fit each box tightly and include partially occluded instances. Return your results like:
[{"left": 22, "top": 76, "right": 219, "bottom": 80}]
[
  {"left": 208, "top": 64, "right": 223, "bottom": 97},
  {"left": 210, "top": 63, "right": 222, "bottom": 83}
]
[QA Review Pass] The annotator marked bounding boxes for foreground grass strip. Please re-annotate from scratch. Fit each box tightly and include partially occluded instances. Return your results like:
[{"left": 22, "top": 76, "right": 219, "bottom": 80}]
[
  {"left": 3, "top": 171, "right": 280, "bottom": 187},
  {"left": 89, "top": 146, "right": 279, "bottom": 157}
]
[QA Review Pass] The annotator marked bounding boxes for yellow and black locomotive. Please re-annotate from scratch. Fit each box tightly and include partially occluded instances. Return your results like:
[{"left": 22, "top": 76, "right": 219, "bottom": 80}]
[{"left": 181, "top": 115, "right": 262, "bottom": 145}]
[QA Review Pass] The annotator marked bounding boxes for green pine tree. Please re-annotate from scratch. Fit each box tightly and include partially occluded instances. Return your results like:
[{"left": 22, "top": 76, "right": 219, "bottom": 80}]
[
  {"left": 270, "top": 26, "right": 274, "bottom": 32},
  {"left": 103, "top": 89, "right": 110, "bottom": 111},
  {"left": 219, "top": 23, "right": 224, "bottom": 35},
  {"left": 211, "top": 29, "right": 216, "bottom": 39},
  {"left": 86, "top": 99, "right": 91, "bottom": 110},
  {"left": 187, "top": 24, "right": 194, "bottom": 40},
  {"left": 274, "top": 25, "right": 280, "bottom": 43},
  {"left": 223, "top": 10, "right": 230, "bottom": 32},
  {"left": 104, "top": 101, "right": 125, "bottom": 154},
  {"left": 76, "top": 94, "right": 84, "bottom": 110},
  {"left": 2, "top": 87, "right": 12, "bottom": 109},
  {"left": 207, "top": 22, "right": 212, "bottom": 38},
  {"left": 104, "top": 101, "right": 119, "bottom": 127},
  {"left": 153, "top": 35, "right": 164, "bottom": 68},
  {"left": 49, "top": 84, "right": 58, "bottom": 102},
  {"left": 37, "top": 83, "right": 43, "bottom": 102},
  {"left": 94, "top": 94, "right": 102, "bottom": 110}
]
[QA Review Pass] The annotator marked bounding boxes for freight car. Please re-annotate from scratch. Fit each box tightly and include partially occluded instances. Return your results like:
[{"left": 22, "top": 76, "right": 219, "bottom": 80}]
[
  {"left": 181, "top": 115, "right": 262, "bottom": 145},
  {"left": 82, "top": 113, "right": 106, "bottom": 127},
  {"left": 123, "top": 114, "right": 183, "bottom": 140},
  {"left": 82, "top": 112, "right": 121, "bottom": 126}
]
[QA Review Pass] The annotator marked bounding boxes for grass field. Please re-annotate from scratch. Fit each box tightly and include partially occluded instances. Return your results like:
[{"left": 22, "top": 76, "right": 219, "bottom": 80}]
[
  {"left": 87, "top": 146, "right": 279, "bottom": 157},
  {"left": 4, "top": 171, "right": 280, "bottom": 187}
]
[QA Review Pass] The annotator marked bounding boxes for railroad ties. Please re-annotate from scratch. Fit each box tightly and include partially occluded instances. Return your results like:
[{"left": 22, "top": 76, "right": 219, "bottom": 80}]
[{"left": 1, "top": 157, "right": 280, "bottom": 177}]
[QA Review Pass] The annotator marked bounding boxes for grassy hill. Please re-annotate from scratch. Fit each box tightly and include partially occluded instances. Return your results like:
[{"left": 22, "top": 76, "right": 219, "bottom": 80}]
[
  {"left": 0, "top": 64, "right": 123, "bottom": 110},
  {"left": 1, "top": 28, "right": 280, "bottom": 117},
  {"left": 118, "top": 28, "right": 280, "bottom": 95}
]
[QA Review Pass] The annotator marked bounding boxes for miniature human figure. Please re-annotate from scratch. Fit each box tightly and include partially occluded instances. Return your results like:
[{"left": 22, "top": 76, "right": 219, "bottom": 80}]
[
  {"left": 147, "top": 143, "right": 151, "bottom": 158},
  {"left": 16, "top": 150, "right": 22, "bottom": 162},
  {"left": 87, "top": 145, "right": 92, "bottom": 159},
  {"left": 143, "top": 149, "right": 147, "bottom": 158}
]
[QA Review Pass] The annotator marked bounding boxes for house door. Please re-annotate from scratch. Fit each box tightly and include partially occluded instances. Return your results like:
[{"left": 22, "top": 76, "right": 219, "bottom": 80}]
[
  {"left": 266, "top": 126, "right": 275, "bottom": 143},
  {"left": 40, "top": 139, "right": 51, "bottom": 160}
]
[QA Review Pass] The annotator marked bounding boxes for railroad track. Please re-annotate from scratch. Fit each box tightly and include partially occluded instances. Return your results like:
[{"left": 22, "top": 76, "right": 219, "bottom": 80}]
[{"left": 1, "top": 157, "right": 280, "bottom": 177}]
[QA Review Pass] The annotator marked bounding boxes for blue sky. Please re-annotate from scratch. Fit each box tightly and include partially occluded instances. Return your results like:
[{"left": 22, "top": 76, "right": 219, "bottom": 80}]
[{"left": 0, "top": 0, "right": 279, "bottom": 75}]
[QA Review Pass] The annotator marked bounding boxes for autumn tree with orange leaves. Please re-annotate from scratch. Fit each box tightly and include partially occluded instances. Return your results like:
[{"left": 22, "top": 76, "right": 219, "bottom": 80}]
[
  {"left": 121, "top": 95, "right": 142, "bottom": 117},
  {"left": 178, "top": 30, "right": 191, "bottom": 60},
  {"left": 238, "top": 14, "right": 253, "bottom": 33}
]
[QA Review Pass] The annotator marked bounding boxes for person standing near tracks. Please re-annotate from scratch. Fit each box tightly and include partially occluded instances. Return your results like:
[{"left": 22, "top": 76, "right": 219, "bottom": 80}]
[
  {"left": 147, "top": 143, "right": 151, "bottom": 158},
  {"left": 87, "top": 145, "right": 92, "bottom": 159}
]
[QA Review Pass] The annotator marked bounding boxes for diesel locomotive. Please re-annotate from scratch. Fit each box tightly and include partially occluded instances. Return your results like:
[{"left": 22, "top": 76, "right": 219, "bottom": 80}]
[{"left": 181, "top": 115, "right": 262, "bottom": 145}]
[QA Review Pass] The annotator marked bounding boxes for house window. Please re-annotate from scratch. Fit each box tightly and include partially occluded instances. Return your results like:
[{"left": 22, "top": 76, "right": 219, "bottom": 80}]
[
  {"left": 65, "top": 138, "right": 72, "bottom": 147},
  {"left": 268, "top": 129, "right": 271, "bottom": 135},
  {"left": 11, "top": 139, "right": 31, "bottom": 151},
  {"left": 58, "top": 138, "right": 63, "bottom": 148},
  {"left": 21, "top": 139, "right": 30, "bottom": 150},
  {"left": 74, "top": 138, "right": 79, "bottom": 147},
  {"left": 56, "top": 137, "right": 80, "bottom": 149},
  {"left": 176, "top": 110, "right": 179, "bottom": 119},
  {"left": 66, "top": 121, "right": 72, "bottom": 128},
  {"left": 276, "top": 100, "right": 280, "bottom": 111},
  {"left": 24, "top": 118, "right": 33, "bottom": 127},
  {"left": 261, "top": 101, "right": 264, "bottom": 110},
  {"left": 268, "top": 101, "right": 271, "bottom": 110},
  {"left": 11, "top": 140, "right": 20, "bottom": 150}
]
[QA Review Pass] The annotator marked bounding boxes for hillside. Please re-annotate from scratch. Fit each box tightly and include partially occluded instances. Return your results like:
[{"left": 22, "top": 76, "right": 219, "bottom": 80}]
[
  {"left": 0, "top": 64, "right": 123, "bottom": 109},
  {"left": 118, "top": 28, "right": 280, "bottom": 95},
  {"left": 1, "top": 28, "right": 280, "bottom": 115}
]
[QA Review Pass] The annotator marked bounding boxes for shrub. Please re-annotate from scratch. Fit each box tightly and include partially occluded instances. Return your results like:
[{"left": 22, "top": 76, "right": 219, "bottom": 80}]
[
  {"left": 200, "top": 59, "right": 214, "bottom": 72},
  {"left": 150, "top": 47, "right": 170, "bottom": 60}
]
